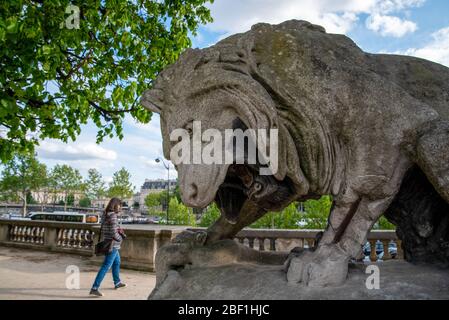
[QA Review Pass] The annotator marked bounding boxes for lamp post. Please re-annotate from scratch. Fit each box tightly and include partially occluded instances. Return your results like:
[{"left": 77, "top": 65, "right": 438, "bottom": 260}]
[{"left": 155, "top": 157, "right": 170, "bottom": 224}]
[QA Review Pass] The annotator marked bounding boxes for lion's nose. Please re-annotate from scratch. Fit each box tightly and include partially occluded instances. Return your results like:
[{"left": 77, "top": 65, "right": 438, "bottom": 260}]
[
  {"left": 182, "top": 182, "right": 203, "bottom": 207},
  {"left": 188, "top": 183, "right": 198, "bottom": 200}
]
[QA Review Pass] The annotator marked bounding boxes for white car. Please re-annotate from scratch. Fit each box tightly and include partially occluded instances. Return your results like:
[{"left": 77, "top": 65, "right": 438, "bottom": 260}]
[{"left": 1, "top": 213, "right": 30, "bottom": 220}]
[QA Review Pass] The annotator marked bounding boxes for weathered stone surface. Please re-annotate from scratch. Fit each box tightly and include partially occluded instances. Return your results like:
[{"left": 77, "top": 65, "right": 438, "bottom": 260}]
[
  {"left": 141, "top": 19, "right": 449, "bottom": 294},
  {"left": 150, "top": 260, "right": 449, "bottom": 300},
  {"left": 385, "top": 166, "right": 449, "bottom": 265}
]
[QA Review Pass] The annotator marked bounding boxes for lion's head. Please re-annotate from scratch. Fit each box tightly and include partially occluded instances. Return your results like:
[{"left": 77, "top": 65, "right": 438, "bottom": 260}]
[{"left": 140, "top": 21, "right": 323, "bottom": 223}]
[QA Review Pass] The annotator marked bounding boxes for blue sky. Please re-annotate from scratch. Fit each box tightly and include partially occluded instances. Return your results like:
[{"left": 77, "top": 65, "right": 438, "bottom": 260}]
[{"left": 35, "top": 0, "right": 449, "bottom": 190}]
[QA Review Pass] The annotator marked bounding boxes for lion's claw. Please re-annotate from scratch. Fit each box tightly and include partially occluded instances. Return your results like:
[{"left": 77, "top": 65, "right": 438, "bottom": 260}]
[
  {"left": 172, "top": 230, "right": 208, "bottom": 246},
  {"left": 286, "top": 244, "right": 350, "bottom": 287}
]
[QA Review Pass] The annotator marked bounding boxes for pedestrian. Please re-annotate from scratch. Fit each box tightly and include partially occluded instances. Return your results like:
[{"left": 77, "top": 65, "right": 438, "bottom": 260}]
[{"left": 90, "top": 198, "right": 127, "bottom": 297}]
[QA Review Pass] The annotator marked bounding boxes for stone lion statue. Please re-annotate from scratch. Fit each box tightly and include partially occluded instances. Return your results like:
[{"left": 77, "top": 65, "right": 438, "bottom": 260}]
[{"left": 141, "top": 20, "right": 449, "bottom": 290}]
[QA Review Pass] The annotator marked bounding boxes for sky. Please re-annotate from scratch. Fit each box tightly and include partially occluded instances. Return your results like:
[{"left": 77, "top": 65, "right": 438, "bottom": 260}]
[{"left": 34, "top": 0, "right": 449, "bottom": 190}]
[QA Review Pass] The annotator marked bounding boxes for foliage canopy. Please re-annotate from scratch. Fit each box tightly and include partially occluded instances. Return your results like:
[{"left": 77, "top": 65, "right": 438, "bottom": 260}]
[{"left": 0, "top": 0, "right": 213, "bottom": 162}]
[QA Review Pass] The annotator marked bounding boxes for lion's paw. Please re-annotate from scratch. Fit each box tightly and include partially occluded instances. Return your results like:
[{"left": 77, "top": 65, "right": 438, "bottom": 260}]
[
  {"left": 286, "top": 243, "right": 349, "bottom": 287},
  {"left": 172, "top": 230, "right": 208, "bottom": 246}
]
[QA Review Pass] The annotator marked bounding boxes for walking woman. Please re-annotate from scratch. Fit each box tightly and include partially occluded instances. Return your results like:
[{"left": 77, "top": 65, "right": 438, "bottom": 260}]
[{"left": 90, "top": 198, "right": 127, "bottom": 297}]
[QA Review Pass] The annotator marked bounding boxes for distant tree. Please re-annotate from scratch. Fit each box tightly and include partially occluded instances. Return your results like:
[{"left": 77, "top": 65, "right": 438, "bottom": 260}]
[
  {"left": 374, "top": 216, "right": 396, "bottom": 230},
  {"left": 26, "top": 191, "right": 37, "bottom": 205},
  {"left": 145, "top": 191, "right": 163, "bottom": 214},
  {"left": 0, "top": 191, "right": 9, "bottom": 202},
  {"left": 250, "top": 203, "right": 302, "bottom": 229},
  {"left": 0, "top": 153, "right": 47, "bottom": 215},
  {"left": 37, "top": 172, "right": 54, "bottom": 210},
  {"left": 66, "top": 193, "right": 75, "bottom": 206},
  {"left": 198, "top": 203, "right": 221, "bottom": 227},
  {"left": 299, "top": 196, "right": 332, "bottom": 229},
  {"left": 51, "top": 164, "right": 83, "bottom": 211},
  {"left": 0, "top": 0, "right": 213, "bottom": 163},
  {"left": 108, "top": 167, "right": 133, "bottom": 200},
  {"left": 46, "top": 172, "right": 60, "bottom": 204},
  {"left": 79, "top": 197, "right": 91, "bottom": 208},
  {"left": 250, "top": 212, "right": 276, "bottom": 229},
  {"left": 84, "top": 168, "right": 106, "bottom": 200},
  {"left": 168, "top": 198, "right": 196, "bottom": 226},
  {"left": 172, "top": 184, "right": 182, "bottom": 202},
  {"left": 154, "top": 189, "right": 170, "bottom": 210},
  {"left": 248, "top": 197, "right": 332, "bottom": 230}
]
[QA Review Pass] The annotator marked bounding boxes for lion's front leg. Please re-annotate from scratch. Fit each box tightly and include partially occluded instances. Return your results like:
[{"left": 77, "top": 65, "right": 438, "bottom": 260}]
[
  {"left": 286, "top": 196, "right": 393, "bottom": 287},
  {"left": 206, "top": 201, "right": 268, "bottom": 244}
]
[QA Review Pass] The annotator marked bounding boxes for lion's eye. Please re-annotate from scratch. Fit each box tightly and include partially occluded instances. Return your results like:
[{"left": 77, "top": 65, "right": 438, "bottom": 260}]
[{"left": 254, "top": 182, "right": 263, "bottom": 192}]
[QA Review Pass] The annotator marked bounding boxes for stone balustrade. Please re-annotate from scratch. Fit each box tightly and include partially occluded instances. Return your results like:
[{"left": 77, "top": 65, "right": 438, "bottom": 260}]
[
  {"left": 0, "top": 219, "right": 402, "bottom": 273},
  {"left": 0, "top": 219, "right": 182, "bottom": 271},
  {"left": 190, "top": 228, "right": 403, "bottom": 261},
  {"left": 1, "top": 220, "right": 97, "bottom": 256}
]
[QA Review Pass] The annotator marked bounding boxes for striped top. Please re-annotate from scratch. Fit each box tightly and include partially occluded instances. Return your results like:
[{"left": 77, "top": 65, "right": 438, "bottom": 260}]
[{"left": 100, "top": 212, "right": 123, "bottom": 251}]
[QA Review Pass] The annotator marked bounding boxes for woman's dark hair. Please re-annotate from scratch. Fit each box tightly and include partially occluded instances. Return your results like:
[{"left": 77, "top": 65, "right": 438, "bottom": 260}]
[{"left": 105, "top": 198, "right": 121, "bottom": 214}]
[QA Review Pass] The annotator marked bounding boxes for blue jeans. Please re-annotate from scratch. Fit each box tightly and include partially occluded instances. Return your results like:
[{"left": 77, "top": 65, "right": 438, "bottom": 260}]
[{"left": 92, "top": 248, "right": 121, "bottom": 290}]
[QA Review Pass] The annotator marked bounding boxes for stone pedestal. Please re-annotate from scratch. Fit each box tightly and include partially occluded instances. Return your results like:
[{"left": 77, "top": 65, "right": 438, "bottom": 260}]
[{"left": 149, "top": 260, "right": 449, "bottom": 300}]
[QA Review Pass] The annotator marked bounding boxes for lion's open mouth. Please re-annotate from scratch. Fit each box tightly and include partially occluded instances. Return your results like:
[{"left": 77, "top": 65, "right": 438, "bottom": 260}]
[
  {"left": 215, "top": 164, "right": 256, "bottom": 224},
  {"left": 214, "top": 164, "right": 300, "bottom": 225}
]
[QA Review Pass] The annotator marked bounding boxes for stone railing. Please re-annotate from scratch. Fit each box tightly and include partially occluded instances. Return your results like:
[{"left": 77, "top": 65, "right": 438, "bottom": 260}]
[
  {"left": 1, "top": 219, "right": 96, "bottom": 256},
  {"left": 190, "top": 228, "right": 403, "bottom": 261},
  {"left": 0, "top": 219, "right": 182, "bottom": 271},
  {"left": 0, "top": 219, "right": 403, "bottom": 273}
]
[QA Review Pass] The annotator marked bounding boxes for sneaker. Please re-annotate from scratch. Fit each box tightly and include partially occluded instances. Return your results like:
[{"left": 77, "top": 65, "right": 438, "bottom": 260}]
[
  {"left": 114, "top": 282, "right": 127, "bottom": 289},
  {"left": 89, "top": 289, "right": 104, "bottom": 297}
]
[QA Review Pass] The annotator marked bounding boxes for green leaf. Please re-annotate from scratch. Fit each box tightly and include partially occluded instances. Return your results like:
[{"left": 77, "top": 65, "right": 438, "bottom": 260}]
[{"left": 6, "top": 17, "right": 18, "bottom": 34}]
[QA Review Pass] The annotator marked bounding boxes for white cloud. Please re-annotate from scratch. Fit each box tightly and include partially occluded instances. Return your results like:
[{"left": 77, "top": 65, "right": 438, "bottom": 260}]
[
  {"left": 366, "top": 14, "right": 417, "bottom": 37},
  {"left": 104, "top": 176, "right": 113, "bottom": 184},
  {"left": 374, "top": 0, "right": 426, "bottom": 14},
  {"left": 37, "top": 140, "right": 117, "bottom": 161},
  {"left": 124, "top": 114, "right": 162, "bottom": 137},
  {"left": 138, "top": 156, "right": 178, "bottom": 179},
  {"left": 204, "top": 0, "right": 424, "bottom": 38},
  {"left": 206, "top": 0, "right": 362, "bottom": 36},
  {"left": 394, "top": 26, "right": 449, "bottom": 67},
  {"left": 118, "top": 134, "right": 164, "bottom": 156}
]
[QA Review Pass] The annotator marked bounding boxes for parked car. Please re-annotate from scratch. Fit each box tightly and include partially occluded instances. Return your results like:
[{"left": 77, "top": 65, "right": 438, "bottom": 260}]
[
  {"left": 117, "top": 215, "right": 133, "bottom": 224},
  {"left": 131, "top": 216, "right": 150, "bottom": 224},
  {"left": 157, "top": 218, "right": 175, "bottom": 225},
  {"left": 148, "top": 216, "right": 160, "bottom": 224},
  {"left": 363, "top": 240, "right": 398, "bottom": 261},
  {"left": 0, "top": 213, "right": 30, "bottom": 220},
  {"left": 388, "top": 241, "right": 398, "bottom": 259},
  {"left": 375, "top": 240, "right": 384, "bottom": 260},
  {"left": 0, "top": 213, "right": 10, "bottom": 219},
  {"left": 29, "top": 211, "right": 99, "bottom": 223},
  {"left": 363, "top": 241, "right": 370, "bottom": 254}
]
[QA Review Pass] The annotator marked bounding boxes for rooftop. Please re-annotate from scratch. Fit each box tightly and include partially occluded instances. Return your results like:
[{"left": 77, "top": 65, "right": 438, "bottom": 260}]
[{"left": 141, "top": 179, "right": 177, "bottom": 190}]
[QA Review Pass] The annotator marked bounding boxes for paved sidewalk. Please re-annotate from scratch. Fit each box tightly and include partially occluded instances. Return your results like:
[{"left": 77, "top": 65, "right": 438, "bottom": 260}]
[{"left": 0, "top": 247, "right": 156, "bottom": 300}]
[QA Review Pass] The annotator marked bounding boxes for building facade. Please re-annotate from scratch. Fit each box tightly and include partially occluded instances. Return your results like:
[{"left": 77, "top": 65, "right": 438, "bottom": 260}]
[
  {"left": 139, "top": 179, "right": 177, "bottom": 211},
  {"left": 91, "top": 197, "right": 134, "bottom": 209},
  {"left": 31, "top": 189, "right": 84, "bottom": 206}
]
